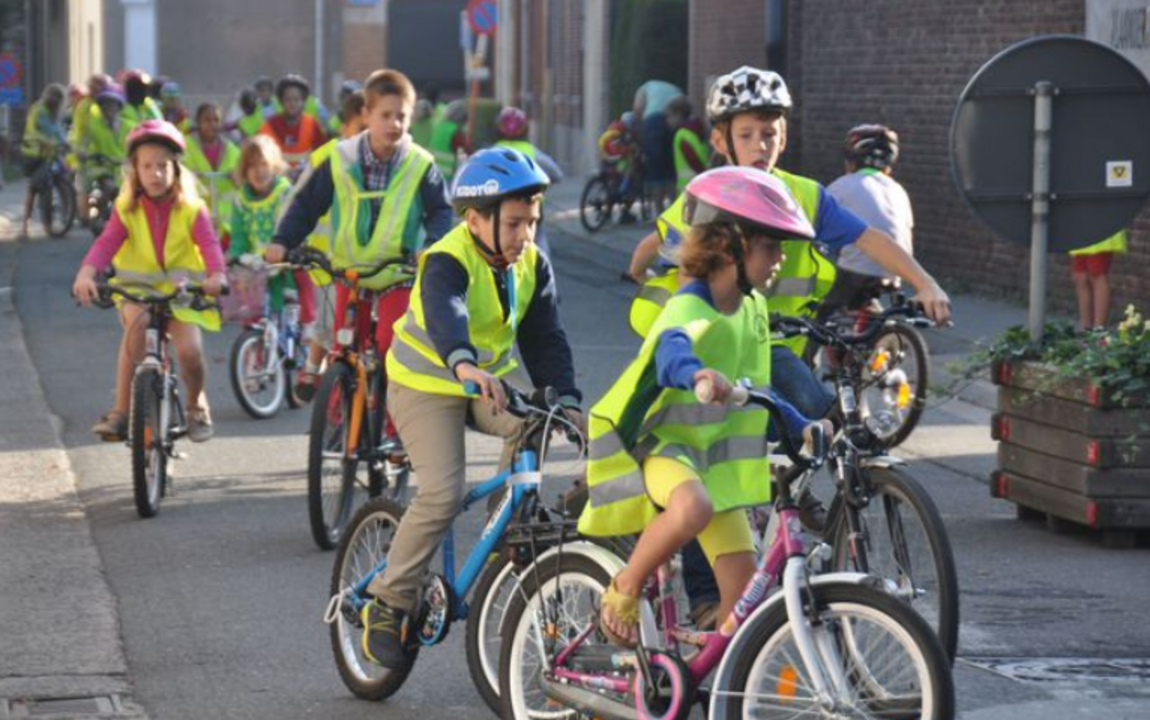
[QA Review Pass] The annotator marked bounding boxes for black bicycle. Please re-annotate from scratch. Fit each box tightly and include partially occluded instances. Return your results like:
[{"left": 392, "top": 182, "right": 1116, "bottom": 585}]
[
  {"left": 79, "top": 153, "right": 122, "bottom": 237},
  {"left": 775, "top": 308, "right": 960, "bottom": 662},
  {"left": 579, "top": 155, "right": 653, "bottom": 233},
  {"left": 92, "top": 283, "right": 223, "bottom": 518},
  {"left": 29, "top": 145, "right": 77, "bottom": 237}
]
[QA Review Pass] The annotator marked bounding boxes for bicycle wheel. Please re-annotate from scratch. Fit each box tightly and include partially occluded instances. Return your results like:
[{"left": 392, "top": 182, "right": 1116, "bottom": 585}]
[
  {"left": 859, "top": 324, "right": 929, "bottom": 448},
  {"left": 579, "top": 176, "right": 614, "bottom": 233},
  {"left": 827, "top": 466, "right": 959, "bottom": 663},
  {"left": 499, "top": 554, "right": 614, "bottom": 720},
  {"left": 329, "top": 496, "right": 414, "bottom": 700},
  {"left": 40, "top": 174, "right": 77, "bottom": 238},
  {"left": 717, "top": 583, "right": 954, "bottom": 720},
  {"left": 465, "top": 552, "right": 518, "bottom": 714},
  {"left": 89, "top": 180, "right": 115, "bottom": 237},
  {"left": 130, "top": 367, "right": 167, "bottom": 518},
  {"left": 229, "top": 328, "right": 286, "bottom": 419},
  {"left": 308, "top": 361, "right": 358, "bottom": 550}
]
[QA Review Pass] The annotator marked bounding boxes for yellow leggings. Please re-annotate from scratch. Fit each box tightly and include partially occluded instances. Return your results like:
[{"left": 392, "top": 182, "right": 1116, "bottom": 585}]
[{"left": 643, "top": 455, "right": 755, "bottom": 565}]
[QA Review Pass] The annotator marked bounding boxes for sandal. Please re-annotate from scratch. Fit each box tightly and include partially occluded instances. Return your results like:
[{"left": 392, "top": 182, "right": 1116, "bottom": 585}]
[
  {"left": 294, "top": 370, "right": 320, "bottom": 403},
  {"left": 91, "top": 410, "right": 128, "bottom": 443},
  {"left": 599, "top": 577, "right": 640, "bottom": 648}
]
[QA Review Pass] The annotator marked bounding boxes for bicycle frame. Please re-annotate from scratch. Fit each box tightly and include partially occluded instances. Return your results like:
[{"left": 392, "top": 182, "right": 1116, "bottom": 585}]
[
  {"left": 345, "top": 449, "right": 542, "bottom": 629},
  {"left": 329, "top": 277, "right": 385, "bottom": 459}
]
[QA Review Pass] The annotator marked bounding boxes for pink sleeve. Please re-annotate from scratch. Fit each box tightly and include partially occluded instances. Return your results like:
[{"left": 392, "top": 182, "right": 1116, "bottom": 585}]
[
  {"left": 191, "top": 207, "right": 226, "bottom": 274},
  {"left": 81, "top": 209, "right": 129, "bottom": 270}
]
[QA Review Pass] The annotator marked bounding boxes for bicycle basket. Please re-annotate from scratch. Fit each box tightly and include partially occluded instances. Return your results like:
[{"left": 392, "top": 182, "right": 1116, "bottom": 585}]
[{"left": 221, "top": 265, "right": 267, "bottom": 323}]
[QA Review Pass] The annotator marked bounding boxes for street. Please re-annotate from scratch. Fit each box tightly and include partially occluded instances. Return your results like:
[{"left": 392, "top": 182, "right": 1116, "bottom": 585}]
[{"left": 3, "top": 209, "right": 1150, "bottom": 719}]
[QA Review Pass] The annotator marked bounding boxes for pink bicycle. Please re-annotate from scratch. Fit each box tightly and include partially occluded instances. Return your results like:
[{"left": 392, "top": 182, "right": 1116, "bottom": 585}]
[{"left": 498, "top": 384, "right": 954, "bottom": 720}]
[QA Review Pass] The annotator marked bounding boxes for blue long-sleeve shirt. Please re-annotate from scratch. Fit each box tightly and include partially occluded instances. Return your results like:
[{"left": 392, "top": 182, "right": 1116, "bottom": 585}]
[
  {"left": 272, "top": 137, "right": 454, "bottom": 250},
  {"left": 654, "top": 280, "right": 810, "bottom": 441},
  {"left": 420, "top": 247, "right": 581, "bottom": 408}
]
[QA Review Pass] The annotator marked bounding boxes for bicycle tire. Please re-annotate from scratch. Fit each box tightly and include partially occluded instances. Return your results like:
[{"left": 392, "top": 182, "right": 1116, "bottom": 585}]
[
  {"left": 130, "top": 367, "right": 166, "bottom": 518},
  {"left": 329, "top": 496, "right": 415, "bottom": 700},
  {"left": 41, "top": 174, "right": 77, "bottom": 238},
  {"left": 579, "top": 176, "right": 613, "bottom": 233},
  {"left": 465, "top": 552, "right": 518, "bottom": 714},
  {"left": 499, "top": 554, "right": 614, "bottom": 720},
  {"left": 826, "top": 466, "right": 960, "bottom": 663},
  {"left": 308, "top": 361, "right": 358, "bottom": 550},
  {"left": 859, "top": 323, "right": 929, "bottom": 448},
  {"left": 229, "top": 328, "right": 286, "bottom": 419},
  {"left": 715, "top": 582, "right": 954, "bottom": 720}
]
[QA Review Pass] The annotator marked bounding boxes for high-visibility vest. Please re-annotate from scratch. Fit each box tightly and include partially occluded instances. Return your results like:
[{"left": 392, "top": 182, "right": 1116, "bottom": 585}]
[
  {"left": 120, "top": 98, "right": 162, "bottom": 136},
  {"left": 386, "top": 223, "right": 537, "bottom": 397},
  {"left": 495, "top": 139, "right": 537, "bottom": 159},
  {"left": 579, "top": 290, "right": 774, "bottom": 537},
  {"left": 21, "top": 101, "right": 59, "bottom": 159},
  {"left": 69, "top": 97, "right": 95, "bottom": 156},
  {"left": 297, "top": 139, "right": 337, "bottom": 287},
  {"left": 429, "top": 119, "right": 460, "bottom": 180},
  {"left": 261, "top": 114, "right": 326, "bottom": 168},
  {"left": 629, "top": 195, "right": 691, "bottom": 338},
  {"left": 237, "top": 110, "right": 264, "bottom": 138},
  {"left": 184, "top": 136, "right": 241, "bottom": 235},
  {"left": 1070, "top": 230, "right": 1128, "bottom": 256},
  {"left": 328, "top": 135, "right": 434, "bottom": 290},
  {"left": 110, "top": 195, "right": 220, "bottom": 331},
  {"left": 672, "top": 126, "right": 708, "bottom": 193},
  {"left": 87, "top": 106, "right": 128, "bottom": 164}
]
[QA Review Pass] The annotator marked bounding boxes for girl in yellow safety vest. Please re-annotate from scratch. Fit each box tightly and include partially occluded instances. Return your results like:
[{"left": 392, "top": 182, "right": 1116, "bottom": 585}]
[
  {"left": 72, "top": 120, "right": 227, "bottom": 443},
  {"left": 580, "top": 167, "right": 832, "bottom": 646}
]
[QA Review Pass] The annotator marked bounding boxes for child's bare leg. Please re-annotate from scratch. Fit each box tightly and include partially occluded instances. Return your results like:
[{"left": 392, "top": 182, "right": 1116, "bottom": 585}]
[
  {"left": 169, "top": 320, "right": 207, "bottom": 411},
  {"left": 712, "top": 551, "right": 757, "bottom": 626},
  {"left": 1072, "top": 270, "right": 1092, "bottom": 331},
  {"left": 1091, "top": 273, "right": 1111, "bottom": 328}
]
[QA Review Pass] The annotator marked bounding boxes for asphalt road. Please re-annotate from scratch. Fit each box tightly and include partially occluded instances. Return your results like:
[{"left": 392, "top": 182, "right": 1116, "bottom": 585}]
[{"left": 12, "top": 226, "right": 1150, "bottom": 719}]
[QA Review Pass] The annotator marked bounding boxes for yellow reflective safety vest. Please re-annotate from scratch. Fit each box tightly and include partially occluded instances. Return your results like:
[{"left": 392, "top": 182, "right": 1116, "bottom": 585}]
[
  {"left": 495, "top": 139, "right": 537, "bottom": 159},
  {"left": 120, "top": 98, "right": 162, "bottom": 136},
  {"left": 110, "top": 195, "right": 221, "bottom": 331},
  {"left": 87, "top": 106, "right": 128, "bottom": 164},
  {"left": 184, "top": 136, "right": 240, "bottom": 235},
  {"left": 629, "top": 195, "right": 691, "bottom": 338},
  {"left": 386, "top": 223, "right": 538, "bottom": 397},
  {"left": 1070, "top": 230, "right": 1128, "bottom": 256},
  {"left": 238, "top": 110, "right": 265, "bottom": 138},
  {"left": 298, "top": 139, "right": 338, "bottom": 287},
  {"left": 328, "top": 136, "right": 434, "bottom": 290},
  {"left": 672, "top": 126, "right": 708, "bottom": 193},
  {"left": 580, "top": 289, "right": 774, "bottom": 537},
  {"left": 20, "top": 101, "right": 60, "bottom": 159},
  {"left": 429, "top": 119, "right": 460, "bottom": 180}
]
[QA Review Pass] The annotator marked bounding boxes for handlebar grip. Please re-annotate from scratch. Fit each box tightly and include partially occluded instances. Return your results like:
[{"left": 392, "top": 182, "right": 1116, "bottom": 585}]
[
  {"left": 806, "top": 423, "right": 828, "bottom": 464},
  {"left": 463, "top": 381, "right": 480, "bottom": 396},
  {"left": 730, "top": 385, "right": 749, "bottom": 406}
]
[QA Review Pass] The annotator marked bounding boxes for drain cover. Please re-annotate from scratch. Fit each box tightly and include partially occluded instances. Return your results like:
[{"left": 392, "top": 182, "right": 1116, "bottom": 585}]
[
  {"left": 4, "top": 695, "right": 122, "bottom": 718},
  {"left": 965, "top": 657, "right": 1150, "bottom": 684}
]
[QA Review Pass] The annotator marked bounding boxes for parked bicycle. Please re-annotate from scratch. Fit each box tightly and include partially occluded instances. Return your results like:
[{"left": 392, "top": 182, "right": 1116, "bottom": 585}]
[
  {"left": 225, "top": 255, "right": 307, "bottom": 419},
  {"left": 498, "top": 386, "right": 955, "bottom": 720},
  {"left": 92, "top": 282, "right": 222, "bottom": 518},
  {"left": 79, "top": 152, "right": 122, "bottom": 237},
  {"left": 807, "top": 285, "right": 933, "bottom": 448},
  {"left": 29, "top": 145, "right": 77, "bottom": 237},
  {"left": 579, "top": 155, "right": 653, "bottom": 233},
  {"left": 291, "top": 248, "right": 412, "bottom": 550},
  {"left": 776, "top": 308, "right": 959, "bottom": 661},
  {"left": 323, "top": 380, "right": 624, "bottom": 710}
]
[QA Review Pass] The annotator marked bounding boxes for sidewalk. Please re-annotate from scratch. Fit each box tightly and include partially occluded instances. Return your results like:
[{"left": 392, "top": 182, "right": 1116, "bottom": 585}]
[{"left": 0, "top": 179, "right": 147, "bottom": 718}]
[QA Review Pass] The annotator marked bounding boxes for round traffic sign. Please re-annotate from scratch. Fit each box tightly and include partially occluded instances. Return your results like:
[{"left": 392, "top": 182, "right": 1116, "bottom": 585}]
[
  {"left": 466, "top": 0, "right": 498, "bottom": 36},
  {"left": 0, "top": 53, "right": 22, "bottom": 89},
  {"left": 950, "top": 35, "right": 1150, "bottom": 252}
]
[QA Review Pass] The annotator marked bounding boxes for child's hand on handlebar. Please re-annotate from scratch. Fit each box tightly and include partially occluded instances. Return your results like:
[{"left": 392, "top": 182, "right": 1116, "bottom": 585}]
[
  {"left": 562, "top": 407, "right": 587, "bottom": 437},
  {"left": 693, "top": 369, "right": 733, "bottom": 405},
  {"left": 802, "top": 419, "right": 834, "bottom": 451},
  {"left": 911, "top": 283, "right": 952, "bottom": 326},
  {"left": 264, "top": 243, "right": 287, "bottom": 264},
  {"left": 72, "top": 270, "right": 100, "bottom": 307},
  {"left": 458, "top": 363, "right": 508, "bottom": 412},
  {"left": 203, "top": 273, "right": 228, "bottom": 296}
]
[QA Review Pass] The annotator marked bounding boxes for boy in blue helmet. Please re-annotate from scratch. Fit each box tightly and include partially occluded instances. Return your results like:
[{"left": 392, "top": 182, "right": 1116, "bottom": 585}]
[{"left": 361, "top": 147, "right": 585, "bottom": 670}]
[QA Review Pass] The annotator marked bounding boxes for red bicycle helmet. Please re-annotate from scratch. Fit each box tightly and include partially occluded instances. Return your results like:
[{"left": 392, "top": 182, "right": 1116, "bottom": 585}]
[
  {"left": 127, "top": 119, "right": 186, "bottom": 155},
  {"left": 496, "top": 107, "right": 529, "bottom": 139}
]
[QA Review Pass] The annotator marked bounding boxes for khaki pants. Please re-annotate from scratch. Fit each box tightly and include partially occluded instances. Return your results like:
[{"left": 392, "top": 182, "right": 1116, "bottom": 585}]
[{"left": 368, "top": 381, "right": 525, "bottom": 612}]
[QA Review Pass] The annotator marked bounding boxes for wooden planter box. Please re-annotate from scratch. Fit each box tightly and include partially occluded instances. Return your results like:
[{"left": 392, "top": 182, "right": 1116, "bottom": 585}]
[{"left": 990, "top": 359, "right": 1150, "bottom": 547}]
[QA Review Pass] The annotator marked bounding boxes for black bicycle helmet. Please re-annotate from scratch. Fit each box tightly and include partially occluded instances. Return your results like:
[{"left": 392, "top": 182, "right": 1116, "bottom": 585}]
[{"left": 845, "top": 124, "right": 900, "bottom": 170}]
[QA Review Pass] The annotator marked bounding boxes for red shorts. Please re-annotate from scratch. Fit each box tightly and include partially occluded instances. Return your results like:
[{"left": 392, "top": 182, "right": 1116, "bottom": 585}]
[{"left": 1070, "top": 252, "right": 1113, "bottom": 277}]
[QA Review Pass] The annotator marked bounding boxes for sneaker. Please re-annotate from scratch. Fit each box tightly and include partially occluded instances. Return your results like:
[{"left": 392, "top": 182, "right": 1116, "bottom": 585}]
[
  {"left": 361, "top": 598, "right": 413, "bottom": 670},
  {"left": 294, "top": 370, "right": 320, "bottom": 403},
  {"left": 797, "top": 487, "right": 828, "bottom": 533},
  {"left": 91, "top": 411, "right": 128, "bottom": 442},
  {"left": 187, "top": 408, "right": 214, "bottom": 443}
]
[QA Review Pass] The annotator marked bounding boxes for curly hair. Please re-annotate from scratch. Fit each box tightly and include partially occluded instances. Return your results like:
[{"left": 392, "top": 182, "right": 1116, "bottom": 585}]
[{"left": 678, "top": 222, "right": 741, "bottom": 278}]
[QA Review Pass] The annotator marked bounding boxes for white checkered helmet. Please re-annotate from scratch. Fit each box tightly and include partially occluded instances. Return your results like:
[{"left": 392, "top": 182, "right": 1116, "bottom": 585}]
[{"left": 706, "top": 67, "right": 792, "bottom": 124}]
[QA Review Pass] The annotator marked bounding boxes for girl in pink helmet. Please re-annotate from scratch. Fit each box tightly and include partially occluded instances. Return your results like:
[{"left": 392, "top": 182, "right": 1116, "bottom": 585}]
[{"left": 72, "top": 119, "right": 227, "bottom": 443}]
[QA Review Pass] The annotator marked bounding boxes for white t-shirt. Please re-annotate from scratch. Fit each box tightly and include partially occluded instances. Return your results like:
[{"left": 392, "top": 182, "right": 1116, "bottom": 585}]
[{"left": 826, "top": 170, "right": 914, "bottom": 278}]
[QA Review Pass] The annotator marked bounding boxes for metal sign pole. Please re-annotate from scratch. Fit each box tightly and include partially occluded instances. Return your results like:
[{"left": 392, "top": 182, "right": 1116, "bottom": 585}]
[{"left": 1028, "top": 81, "right": 1055, "bottom": 343}]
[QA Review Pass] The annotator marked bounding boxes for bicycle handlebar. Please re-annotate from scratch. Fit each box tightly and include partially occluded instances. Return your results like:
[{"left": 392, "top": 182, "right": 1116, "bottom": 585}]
[
  {"left": 90, "top": 282, "right": 227, "bottom": 312},
  {"left": 771, "top": 303, "right": 932, "bottom": 350},
  {"left": 464, "top": 379, "right": 585, "bottom": 450},
  {"left": 287, "top": 247, "right": 415, "bottom": 283}
]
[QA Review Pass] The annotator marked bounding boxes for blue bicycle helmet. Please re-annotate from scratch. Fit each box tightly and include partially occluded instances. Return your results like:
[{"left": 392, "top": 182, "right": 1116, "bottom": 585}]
[{"left": 451, "top": 147, "right": 550, "bottom": 214}]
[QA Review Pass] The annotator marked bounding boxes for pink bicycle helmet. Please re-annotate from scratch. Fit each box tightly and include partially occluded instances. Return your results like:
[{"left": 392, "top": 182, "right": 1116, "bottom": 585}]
[
  {"left": 496, "top": 106, "right": 529, "bottom": 139},
  {"left": 127, "top": 119, "right": 186, "bottom": 155},
  {"left": 683, "top": 166, "right": 814, "bottom": 241}
]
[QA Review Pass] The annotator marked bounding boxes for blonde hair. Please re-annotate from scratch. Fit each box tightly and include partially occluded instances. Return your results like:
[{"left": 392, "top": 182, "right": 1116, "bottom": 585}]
[
  {"left": 235, "top": 135, "right": 287, "bottom": 187},
  {"left": 117, "top": 142, "right": 199, "bottom": 213}
]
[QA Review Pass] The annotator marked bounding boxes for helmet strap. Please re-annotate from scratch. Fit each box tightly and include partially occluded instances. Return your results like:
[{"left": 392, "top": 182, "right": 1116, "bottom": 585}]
[
  {"left": 728, "top": 226, "right": 754, "bottom": 296},
  {"left": 725, "top": 125, "right": 739, "bottom": 167}
]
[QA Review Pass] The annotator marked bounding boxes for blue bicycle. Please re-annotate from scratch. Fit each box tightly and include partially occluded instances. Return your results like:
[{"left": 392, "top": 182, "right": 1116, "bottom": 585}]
[{"left": 323, "top": 382, "right": 626, "bottom": 707}]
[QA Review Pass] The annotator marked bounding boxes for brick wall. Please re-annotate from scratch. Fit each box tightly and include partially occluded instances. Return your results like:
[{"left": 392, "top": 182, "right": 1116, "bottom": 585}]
[
  {"left": 688, "top": 0, "right": 767, "bottom": 110},
  {"left": 787, "top": 0, "right": 1150, "bottom": 318}
]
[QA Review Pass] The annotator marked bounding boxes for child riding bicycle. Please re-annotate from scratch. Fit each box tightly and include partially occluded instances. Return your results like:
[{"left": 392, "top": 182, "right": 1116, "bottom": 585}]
[
  {"left": 72, "top": 119, "right": 227, "bottom": 443},
  {"left": 359, "top": 147, "right": 586, "bottom": 671},
  {"left": 580, "top": 167, "right": 830, "bottom": 645}
]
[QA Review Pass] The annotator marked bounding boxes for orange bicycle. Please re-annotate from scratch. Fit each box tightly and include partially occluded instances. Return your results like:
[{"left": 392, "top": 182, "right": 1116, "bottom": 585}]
[{"left": 291, "top": 248, "right": 414, "bottom": 550}]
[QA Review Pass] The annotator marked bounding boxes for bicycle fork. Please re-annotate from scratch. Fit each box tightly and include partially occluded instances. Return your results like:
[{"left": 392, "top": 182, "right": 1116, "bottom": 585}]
[{"left": 782, "top": 556, "right": 854, "bottom": 710}]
